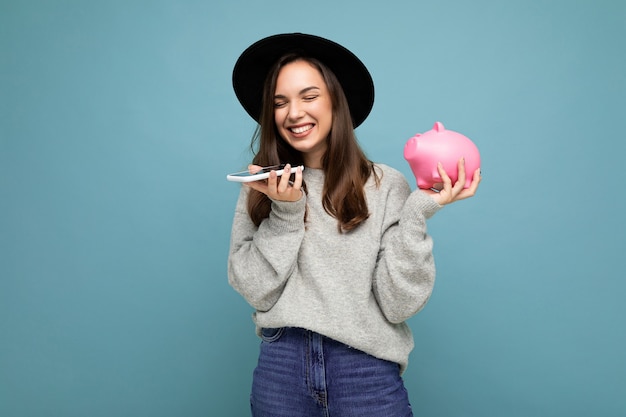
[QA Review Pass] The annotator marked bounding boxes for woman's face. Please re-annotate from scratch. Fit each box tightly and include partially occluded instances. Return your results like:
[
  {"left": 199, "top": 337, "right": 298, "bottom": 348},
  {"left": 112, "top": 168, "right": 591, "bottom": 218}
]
[{"left": 273, "top": 60, "right": 333, "bottom": 168}]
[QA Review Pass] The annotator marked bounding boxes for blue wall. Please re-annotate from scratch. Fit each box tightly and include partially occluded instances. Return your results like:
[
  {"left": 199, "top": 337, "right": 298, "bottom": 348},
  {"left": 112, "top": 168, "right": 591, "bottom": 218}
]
[{"left": 1, "top": 1, "right": 624, "bottom": 416}]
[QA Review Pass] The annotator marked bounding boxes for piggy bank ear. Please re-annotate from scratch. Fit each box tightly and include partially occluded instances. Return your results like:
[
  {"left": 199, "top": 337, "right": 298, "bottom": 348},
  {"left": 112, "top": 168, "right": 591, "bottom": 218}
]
[{"left": 433, "top": 122, "right": 445, "bottom": 132}]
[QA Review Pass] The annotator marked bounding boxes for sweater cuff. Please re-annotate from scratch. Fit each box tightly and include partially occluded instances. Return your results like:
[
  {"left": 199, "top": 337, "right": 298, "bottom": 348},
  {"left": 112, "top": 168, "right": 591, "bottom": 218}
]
[
  {"left": 270, "top": 192, "right": 307, "bottom": 218},
  {"left": 407, "top": 190, "right": 442, "bottom": 219}
]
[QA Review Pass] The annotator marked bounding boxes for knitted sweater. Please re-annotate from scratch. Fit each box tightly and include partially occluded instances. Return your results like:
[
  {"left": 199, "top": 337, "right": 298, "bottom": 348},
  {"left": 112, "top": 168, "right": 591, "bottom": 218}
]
[{"left": 227, "top": 164, "right": 441, "bottom": 373}]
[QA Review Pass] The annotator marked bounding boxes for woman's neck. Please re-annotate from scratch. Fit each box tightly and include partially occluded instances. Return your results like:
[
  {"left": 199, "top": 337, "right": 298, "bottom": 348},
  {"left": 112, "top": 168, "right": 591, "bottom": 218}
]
[{"left": 303, "top": 153, "right": 323, "bottom": 169}]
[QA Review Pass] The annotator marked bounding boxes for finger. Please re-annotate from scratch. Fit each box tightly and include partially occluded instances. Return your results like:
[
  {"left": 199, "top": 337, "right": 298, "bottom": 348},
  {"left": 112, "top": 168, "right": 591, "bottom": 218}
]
[
  {"left": 458, "top": 158, "right": 467, "bottom": 184},
  {"left": 291, "top": 165, "right": 304, "bottom": 190},
  {"left": 248, "top": 164, "right": 262, "bottom": 174},
  {"left": 452, "top": 168, "right": 481, "bottom": 201},
  {"left": 265, "top": 169, "right": 279, "bottom": 198},
  {"left": 244, "top": 164, "right": 270, "bottom": 195},
  {"left": 455, "top": 158, "right": 467, "bottom": 191},
  {"left": 276, "top": 164, "right": 292, "bottom": 194},
  {"left": 466, "top": 167, "right": 481, "bottom": 194},
  {"left": 437, "top": 162, "right": 453, "bottom": 194}
]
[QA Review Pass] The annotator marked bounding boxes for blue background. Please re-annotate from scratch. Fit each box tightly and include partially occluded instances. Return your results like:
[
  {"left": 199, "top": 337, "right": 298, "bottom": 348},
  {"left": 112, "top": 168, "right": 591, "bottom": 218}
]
[{"left": 2, "top": 1, "right": 625, "bottom": 416}]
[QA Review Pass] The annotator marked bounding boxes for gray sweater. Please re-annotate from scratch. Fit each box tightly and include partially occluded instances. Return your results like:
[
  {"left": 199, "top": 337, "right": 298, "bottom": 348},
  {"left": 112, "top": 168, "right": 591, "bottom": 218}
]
[{"left": 227, "top": 164, "right": 441, "bottom": 373}]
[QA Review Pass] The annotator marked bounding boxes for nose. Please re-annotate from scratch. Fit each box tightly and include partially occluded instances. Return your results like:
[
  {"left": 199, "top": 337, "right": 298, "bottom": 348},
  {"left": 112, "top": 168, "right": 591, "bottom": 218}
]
[{"left": 287, "top": 102, "right": 304, "bottom": 120}]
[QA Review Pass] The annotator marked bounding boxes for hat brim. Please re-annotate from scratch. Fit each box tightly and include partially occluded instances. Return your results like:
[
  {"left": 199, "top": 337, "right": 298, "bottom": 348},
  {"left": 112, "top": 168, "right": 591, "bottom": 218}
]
[{"left": 232, "top": 33, "right": 374, "bottom": 128}]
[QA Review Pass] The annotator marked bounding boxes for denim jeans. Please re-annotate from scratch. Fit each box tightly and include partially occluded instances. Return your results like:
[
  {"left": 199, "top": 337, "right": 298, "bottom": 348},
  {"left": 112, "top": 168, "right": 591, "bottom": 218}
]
[{"left": 250, "top": 327, "right": 414, "bottom": 417}]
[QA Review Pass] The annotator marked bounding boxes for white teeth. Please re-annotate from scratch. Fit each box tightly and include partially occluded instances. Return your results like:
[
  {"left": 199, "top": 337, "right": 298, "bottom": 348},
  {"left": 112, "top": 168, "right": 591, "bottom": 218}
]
[{"left": 290, "top": 124, "right": 313, "bottom": 134}]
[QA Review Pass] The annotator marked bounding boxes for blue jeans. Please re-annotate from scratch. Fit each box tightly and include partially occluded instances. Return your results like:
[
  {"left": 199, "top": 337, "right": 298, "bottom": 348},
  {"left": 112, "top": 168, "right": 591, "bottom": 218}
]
[{"left": 250, "top": 327, "right": 414, "bottom": 417}]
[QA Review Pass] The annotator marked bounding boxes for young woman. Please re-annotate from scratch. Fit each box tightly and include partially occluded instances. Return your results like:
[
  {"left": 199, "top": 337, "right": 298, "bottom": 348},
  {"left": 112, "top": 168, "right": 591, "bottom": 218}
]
[{"left": 228, "top": 33, "right": 480, "bottom": 417}]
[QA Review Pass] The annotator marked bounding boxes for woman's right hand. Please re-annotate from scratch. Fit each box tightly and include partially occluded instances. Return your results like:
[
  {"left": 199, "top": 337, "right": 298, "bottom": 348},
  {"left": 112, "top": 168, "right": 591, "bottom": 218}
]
[{"left": 245, "top": 163, "right": 304, "bottom": 202}]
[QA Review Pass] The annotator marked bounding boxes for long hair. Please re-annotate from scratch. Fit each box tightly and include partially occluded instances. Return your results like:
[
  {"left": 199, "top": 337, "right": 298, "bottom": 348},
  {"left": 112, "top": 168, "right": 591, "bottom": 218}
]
[{"left": 247, "top": 53, "right": 378, "bottom": 232}]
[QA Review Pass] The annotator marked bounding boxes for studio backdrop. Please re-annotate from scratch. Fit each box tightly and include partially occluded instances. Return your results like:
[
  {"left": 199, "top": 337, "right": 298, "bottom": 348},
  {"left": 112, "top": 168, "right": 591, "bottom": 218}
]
[{"left": 1, "top": 1, "right": 625, "bottom": 416}]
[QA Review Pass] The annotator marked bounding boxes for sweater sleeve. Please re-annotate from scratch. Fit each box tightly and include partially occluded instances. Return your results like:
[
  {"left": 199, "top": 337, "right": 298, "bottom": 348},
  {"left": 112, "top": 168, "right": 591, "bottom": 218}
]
[
  {"left": 372, "top": 173, "right": 442, "bottom": 324},
  {"left": 227, "top": 187, "right": 306, "bottom": 312}
]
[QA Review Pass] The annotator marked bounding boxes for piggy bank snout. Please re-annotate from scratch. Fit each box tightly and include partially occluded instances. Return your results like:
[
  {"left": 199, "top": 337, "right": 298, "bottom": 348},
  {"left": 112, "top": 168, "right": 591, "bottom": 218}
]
[{"left": 403, "top": 135, "right": 421, "bottom": 160}]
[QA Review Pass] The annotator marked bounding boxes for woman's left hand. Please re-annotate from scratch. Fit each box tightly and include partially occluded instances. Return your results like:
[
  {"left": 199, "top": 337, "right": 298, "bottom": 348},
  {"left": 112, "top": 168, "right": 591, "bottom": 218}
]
[{"left": 423, "top": 158, "right": 481, "bottom": 205}]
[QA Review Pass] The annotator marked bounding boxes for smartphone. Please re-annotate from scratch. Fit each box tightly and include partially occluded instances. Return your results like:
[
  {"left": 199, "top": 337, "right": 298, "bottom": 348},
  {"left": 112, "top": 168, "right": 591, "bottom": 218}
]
[{"left": 226, "top": 164, "right": 304, "bottom": 183}]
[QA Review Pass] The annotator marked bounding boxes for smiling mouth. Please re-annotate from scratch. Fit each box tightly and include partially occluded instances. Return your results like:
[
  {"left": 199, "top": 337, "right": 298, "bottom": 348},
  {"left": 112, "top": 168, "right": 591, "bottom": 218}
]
[{"left": 289, "top": 124, "right": 314, "bottom": 134}]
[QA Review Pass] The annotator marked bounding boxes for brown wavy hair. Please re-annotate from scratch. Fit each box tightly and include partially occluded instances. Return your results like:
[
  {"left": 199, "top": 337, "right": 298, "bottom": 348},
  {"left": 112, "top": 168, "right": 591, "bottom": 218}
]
[{"left": 247, "top": 53, "right": 379, "bottom": 232}]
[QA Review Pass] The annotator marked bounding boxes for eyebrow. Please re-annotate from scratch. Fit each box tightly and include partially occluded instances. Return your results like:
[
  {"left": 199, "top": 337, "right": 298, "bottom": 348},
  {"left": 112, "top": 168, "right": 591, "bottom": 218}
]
[{"left": 274, "top": 86, "right": 321, "bottom": 99}]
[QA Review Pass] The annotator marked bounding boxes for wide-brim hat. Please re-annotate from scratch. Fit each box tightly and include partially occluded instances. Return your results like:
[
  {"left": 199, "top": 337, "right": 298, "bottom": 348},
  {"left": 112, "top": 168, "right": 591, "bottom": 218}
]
[{"left": 232, "top": 33, "right": 374, "bottom": 128}]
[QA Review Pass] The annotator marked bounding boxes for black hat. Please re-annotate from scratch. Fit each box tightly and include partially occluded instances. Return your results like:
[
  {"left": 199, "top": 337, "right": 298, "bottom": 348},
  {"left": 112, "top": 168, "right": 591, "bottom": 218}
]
[{"left": 232, "top": 33, "right": 374, "bottom": 128}]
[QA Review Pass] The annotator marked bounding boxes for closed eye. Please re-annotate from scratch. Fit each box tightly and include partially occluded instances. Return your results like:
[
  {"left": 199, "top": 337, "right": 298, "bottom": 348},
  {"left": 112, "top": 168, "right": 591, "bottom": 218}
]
[{"left": 274, "top": 100, "right": 287, "bottom": 108}]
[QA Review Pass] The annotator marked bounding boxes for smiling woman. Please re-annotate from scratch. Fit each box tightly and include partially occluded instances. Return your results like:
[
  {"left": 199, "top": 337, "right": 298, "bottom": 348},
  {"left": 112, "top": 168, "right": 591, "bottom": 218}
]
[{"left": 226, "top": 32, "right": 480, "bottom": 416}]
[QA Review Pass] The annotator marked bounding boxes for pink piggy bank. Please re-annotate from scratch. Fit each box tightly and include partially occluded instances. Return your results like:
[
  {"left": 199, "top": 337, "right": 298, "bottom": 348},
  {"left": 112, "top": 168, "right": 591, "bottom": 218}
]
[{"left": 404, "top": 121, "right": 480, "bottom": 189}]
